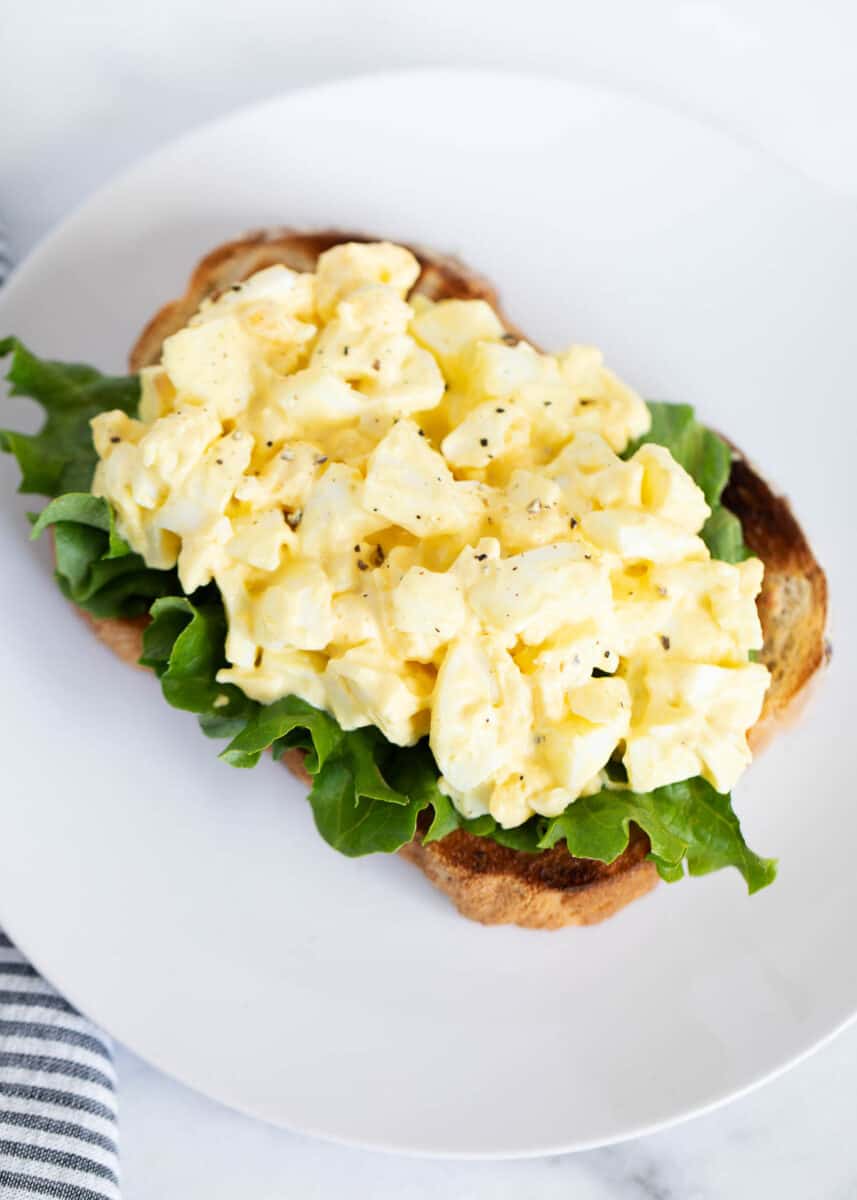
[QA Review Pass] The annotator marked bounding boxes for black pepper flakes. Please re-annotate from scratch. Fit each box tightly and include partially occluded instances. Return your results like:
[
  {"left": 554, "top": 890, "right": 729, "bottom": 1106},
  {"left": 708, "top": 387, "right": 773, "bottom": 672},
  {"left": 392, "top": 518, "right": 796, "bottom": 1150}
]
[
  {"left": 569, "top": 517, "right": 578, "bottom": 529},
  {"left": 357, "top": 560, "right": 369, "bottom": 571},
  {"left": 660, "top": 635, "right": 671, "bottom": 650},
  {"left": 479, "top": 437, "right": 489, "bottom": 447},
  {"left": 496, "top": 407, "right": 505, "bottom": 413},
  {"left": 475, "top": 553, "right": 488, "bottom": 561},
  {"left": 216, "top": 458, "right": 223, "bottom": 465},
  {"left": 110, "top": 436, "right": 120, "bottom": 443}
]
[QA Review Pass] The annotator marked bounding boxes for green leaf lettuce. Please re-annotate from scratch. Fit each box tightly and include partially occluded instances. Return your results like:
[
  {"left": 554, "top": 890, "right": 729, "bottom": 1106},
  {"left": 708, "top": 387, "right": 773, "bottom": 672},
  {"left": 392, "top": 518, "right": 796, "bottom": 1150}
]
[
  {"left": 0, "top": 336, "right": 139, "bottom": 497},
  {"left": 30, "top": 492, "right": 179, "bottom": 619}
]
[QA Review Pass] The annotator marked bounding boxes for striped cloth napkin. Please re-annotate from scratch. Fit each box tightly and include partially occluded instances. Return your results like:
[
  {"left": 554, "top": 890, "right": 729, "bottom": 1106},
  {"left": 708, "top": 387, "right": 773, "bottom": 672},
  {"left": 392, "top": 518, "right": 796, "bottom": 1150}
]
[
  {"left": 0, "top": 933, "right": 120, "bottom": 1199},
  {"left": 1, "top": 235, "right": 121, "bottom": 1197}
]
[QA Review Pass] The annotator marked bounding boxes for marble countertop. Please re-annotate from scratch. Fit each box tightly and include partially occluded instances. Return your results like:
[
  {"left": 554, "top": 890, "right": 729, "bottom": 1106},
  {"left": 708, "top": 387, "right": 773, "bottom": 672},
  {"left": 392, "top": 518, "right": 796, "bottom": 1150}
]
[
  {"left": 3, "top": 2, "right": 855, "bottom": 1194},
  {"left": 116, "top": 1026, "right": 857, "bottom": 1198}
]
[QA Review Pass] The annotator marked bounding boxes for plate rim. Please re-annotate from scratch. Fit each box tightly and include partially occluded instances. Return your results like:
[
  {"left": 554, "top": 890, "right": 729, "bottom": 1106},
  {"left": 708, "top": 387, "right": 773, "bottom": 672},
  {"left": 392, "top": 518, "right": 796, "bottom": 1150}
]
[{"left": 0, "top": 63, "right": 841, "bottom": 312}]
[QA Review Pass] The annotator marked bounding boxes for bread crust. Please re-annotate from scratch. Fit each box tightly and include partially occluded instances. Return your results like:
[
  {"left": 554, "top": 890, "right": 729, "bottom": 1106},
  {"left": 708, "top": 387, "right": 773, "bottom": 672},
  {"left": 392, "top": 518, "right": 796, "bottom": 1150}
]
[
  {"left": 81, "top": 230, "right": 826, "bottom": 929},
  {"left": 724, "top": 452, "right": 828, "bottom": 748},
  {"left": 129, "top": 228, "right": 522, "bottom": 373},
  {"left": 400, "top": 824, "right": 659, "bottom": 929}
]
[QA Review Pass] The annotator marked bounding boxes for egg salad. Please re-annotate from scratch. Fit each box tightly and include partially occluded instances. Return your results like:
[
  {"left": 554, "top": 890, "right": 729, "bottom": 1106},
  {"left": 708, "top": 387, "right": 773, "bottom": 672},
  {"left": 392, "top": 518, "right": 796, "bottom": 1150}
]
[{"left": 89, "top": 242, "right": 770, "bottom": 829}]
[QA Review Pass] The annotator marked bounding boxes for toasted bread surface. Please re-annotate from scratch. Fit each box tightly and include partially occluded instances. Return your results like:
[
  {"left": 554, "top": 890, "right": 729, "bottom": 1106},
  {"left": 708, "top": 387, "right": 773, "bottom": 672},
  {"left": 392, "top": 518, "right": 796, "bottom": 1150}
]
[
  {"left": 79, "top": 609, "right": 150, "bottom": 666},
  {"left": 83, "top": 230, "right": 826, "bottom": 929},
  {"left": 400, "top": 823, "right": 659, "bottom": 929},
  {"left": 724, "top": 454, "right": 828, "bottom": 747}
]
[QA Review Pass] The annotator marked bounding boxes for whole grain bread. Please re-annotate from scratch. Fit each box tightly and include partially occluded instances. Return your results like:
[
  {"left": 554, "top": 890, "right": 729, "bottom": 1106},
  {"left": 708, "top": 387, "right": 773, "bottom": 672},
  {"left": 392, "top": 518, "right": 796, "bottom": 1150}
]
[{"left": 89, "top": 230, "right": 827, "bottom": 929}]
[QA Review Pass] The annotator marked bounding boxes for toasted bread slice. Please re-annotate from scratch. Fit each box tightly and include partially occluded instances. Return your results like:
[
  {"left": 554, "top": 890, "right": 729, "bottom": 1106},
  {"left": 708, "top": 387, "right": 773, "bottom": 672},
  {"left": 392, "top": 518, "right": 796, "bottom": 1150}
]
[{"left": 83, "top": 230, "right": 826, "bottom": 929}]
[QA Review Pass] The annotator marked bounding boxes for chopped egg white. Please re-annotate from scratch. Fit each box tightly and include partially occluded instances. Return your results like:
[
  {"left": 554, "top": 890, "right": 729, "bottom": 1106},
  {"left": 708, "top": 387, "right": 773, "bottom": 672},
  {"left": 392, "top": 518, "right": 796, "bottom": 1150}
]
[{"left": 91, "top": 241, "right": 769, "bottom": 828}]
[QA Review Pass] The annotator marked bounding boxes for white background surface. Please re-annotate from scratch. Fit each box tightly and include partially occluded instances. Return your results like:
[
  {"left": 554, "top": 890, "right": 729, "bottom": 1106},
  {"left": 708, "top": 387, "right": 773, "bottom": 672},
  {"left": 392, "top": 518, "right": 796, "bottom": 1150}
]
[{"left": 2, "top": 2, "right": 855, "bottom": 1196}]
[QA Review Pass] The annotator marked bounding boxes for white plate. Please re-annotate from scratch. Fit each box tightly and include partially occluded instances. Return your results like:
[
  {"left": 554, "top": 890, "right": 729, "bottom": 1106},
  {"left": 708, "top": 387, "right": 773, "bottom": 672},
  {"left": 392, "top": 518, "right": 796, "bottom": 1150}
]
[{"left": 0, "top": 69, "right": 854, "bottom": 1158}]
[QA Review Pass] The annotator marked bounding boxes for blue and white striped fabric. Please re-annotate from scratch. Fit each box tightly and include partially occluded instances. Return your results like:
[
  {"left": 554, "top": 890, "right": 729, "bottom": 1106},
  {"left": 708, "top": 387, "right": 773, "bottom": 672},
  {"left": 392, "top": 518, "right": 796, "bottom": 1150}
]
[{"left": 0, "top": 931, "right": 120, "bottom": 1200}]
